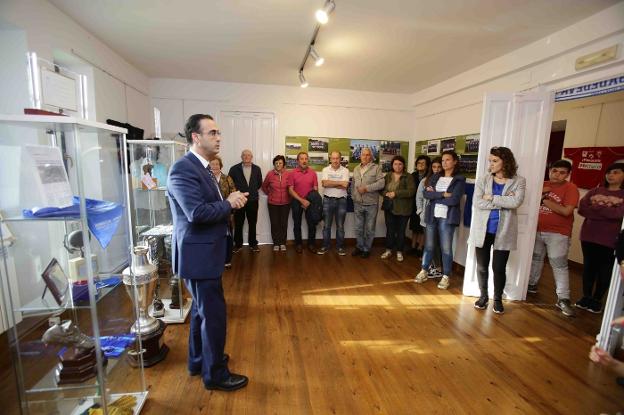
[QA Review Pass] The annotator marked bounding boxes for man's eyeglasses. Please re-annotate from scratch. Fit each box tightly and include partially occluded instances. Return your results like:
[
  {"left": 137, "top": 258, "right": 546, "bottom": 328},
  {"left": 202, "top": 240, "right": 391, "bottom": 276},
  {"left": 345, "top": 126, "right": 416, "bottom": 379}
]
[{"left": 198, "top": 129, "right": 221, "bottom": 137}]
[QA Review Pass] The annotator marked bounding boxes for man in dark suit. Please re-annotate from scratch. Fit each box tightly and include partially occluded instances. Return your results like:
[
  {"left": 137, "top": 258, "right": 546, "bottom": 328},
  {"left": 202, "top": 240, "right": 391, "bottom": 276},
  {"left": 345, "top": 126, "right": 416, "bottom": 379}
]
[
  {"left": 167, "top": 114, "right": 249, "bottom": 391},
  {"left": 228, "top": 149, "right": 262, "bottom": 252}
]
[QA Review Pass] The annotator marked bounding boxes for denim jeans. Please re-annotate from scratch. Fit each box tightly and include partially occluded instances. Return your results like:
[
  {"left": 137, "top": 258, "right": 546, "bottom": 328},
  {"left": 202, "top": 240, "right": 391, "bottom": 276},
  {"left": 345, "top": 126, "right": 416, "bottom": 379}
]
[
  {"left": 384, "top": 211, "right": 409, "bottom": 253},
  {"left": 291, "top": 199, "right": 317, "bottom": 246},
  {"left": 322, "top": 197, "right": 347, "bottom": 249},
  {"left": 422, "top": 216, "right": 456, "bottom": 276},
  {"left": 529, "top": 231, "right": 571, "bottom": 299},
  {"left": 354, "top": 203, "right": 378, "bottom": 252}
]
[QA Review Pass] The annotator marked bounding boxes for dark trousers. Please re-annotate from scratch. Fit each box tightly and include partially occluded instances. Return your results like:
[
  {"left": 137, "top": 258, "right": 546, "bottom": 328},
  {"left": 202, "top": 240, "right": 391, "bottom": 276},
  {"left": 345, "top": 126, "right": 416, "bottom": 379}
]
[
  {"left": 291, "top": 199, "right": 316, "bottom": 247},
  {"left": 184, "top": 278, "right": 229, "bottom": 385},
  {"left": 581, "top": 240, "right": 616, "bottom": 302},
  {"left": 234, "top": 199, "right": 259, "bottom": 247},
  {"left": 475, "top": 233, "right": 510, "bottom": 300},
  {"left": 384, "top": 211, "right": 409, "bottom": 252},
  {"left": 268, "top": 203, "right": 290, "bottom": 245}
]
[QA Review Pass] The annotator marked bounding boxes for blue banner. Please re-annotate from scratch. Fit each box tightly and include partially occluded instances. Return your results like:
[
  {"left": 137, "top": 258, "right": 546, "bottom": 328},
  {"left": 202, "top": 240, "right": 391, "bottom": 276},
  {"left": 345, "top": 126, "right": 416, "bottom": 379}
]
[{"left": 555, "top": 75, "right": 624, "bottom": 102}]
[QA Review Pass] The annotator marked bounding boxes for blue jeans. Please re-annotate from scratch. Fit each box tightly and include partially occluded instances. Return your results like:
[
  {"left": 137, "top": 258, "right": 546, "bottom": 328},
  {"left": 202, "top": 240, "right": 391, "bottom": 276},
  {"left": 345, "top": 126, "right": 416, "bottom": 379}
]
[
  {"left": 354, "top": 203, "right": 378, "bottom": 252},
  {"left": 322, "top": 196, "right": 347, "bottom": 249},
  {"left": 384, "top": 211, "right": 409, "bottom": 252},
  {"left": 291, "top": 199, "right": 317, "bottom": 246},
  {"left": 422, "top": 217, "right": 456, "bottom": 276}
]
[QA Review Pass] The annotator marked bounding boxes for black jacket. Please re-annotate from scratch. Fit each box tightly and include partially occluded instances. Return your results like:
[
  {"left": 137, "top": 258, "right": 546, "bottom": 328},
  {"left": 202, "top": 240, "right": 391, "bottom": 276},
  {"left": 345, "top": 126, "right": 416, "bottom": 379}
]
[
  {"left": 305, "top": 190, "right": 323, "bottom": 226},
  {"left": 228, "top": 163, "right": 262, "bottom": 201}
]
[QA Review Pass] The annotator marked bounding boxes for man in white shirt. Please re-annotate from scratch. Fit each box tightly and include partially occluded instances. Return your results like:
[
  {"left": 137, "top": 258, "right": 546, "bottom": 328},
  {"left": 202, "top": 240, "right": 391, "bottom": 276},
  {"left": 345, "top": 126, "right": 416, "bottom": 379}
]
[{"left": 318, "top": 151, "right": 350, "bottom": 255}]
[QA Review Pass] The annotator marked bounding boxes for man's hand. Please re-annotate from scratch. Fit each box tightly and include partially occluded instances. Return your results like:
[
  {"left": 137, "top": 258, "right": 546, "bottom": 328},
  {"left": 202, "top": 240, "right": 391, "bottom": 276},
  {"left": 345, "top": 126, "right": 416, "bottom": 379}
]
[
  {"left": 227, "top": 191, "right": 248, "bottom": 210},
  {"left": 301, "top": 199, "right": 311, "bottom": 209},
  {"left": 357, "top": 185, "right": 367, "bottom": 194}
]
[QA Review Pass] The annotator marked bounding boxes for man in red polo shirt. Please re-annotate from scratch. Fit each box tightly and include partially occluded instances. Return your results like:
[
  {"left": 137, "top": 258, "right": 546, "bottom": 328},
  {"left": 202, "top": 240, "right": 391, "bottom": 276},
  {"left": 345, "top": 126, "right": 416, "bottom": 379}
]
[{"left": 288, "top": 152, "right": 319, "bottom": 253}]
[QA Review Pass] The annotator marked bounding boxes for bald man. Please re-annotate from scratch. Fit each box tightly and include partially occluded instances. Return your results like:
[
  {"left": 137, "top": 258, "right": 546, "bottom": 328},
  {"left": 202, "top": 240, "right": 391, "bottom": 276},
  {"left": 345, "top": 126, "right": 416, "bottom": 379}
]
[{"left": 228, "top": 149, "right": 263, "bottom": 252}]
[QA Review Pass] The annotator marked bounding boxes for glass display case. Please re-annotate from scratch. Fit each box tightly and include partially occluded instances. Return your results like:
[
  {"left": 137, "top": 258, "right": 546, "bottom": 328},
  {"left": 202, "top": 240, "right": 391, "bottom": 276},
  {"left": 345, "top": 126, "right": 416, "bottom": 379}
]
[
  {"left": 0, "top": 115, "right": 149, "bottom": 414},
  {"left": 125, "top": 140, "right": 191, "bottom": 324}
]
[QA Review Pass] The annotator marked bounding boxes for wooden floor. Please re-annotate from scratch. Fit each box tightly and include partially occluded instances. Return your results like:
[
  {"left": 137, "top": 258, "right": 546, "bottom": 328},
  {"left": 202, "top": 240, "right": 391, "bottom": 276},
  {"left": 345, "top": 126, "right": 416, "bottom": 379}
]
[
  {"left": 1, "top": 244, "right": 622, "bottom": 414},
  {"left": 136, "top": 245, "right": 622, "bottom": 415}
]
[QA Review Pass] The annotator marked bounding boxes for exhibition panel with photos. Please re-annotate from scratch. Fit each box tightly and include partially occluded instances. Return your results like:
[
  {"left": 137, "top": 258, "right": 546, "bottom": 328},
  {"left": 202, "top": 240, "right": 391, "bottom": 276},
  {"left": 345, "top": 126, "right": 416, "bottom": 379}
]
[
  {"left": 0, "top": 116, "right": 153, "bottom": 415},
  {"left": 126, "top": 139, "right": 192, "bottom": 324}
]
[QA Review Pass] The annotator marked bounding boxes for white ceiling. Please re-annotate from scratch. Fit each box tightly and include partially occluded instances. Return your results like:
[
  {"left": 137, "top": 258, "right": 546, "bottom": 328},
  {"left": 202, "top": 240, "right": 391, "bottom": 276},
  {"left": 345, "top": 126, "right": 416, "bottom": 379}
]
[{"left": 49, "top": 0, "right": 620, "bottom": 93}]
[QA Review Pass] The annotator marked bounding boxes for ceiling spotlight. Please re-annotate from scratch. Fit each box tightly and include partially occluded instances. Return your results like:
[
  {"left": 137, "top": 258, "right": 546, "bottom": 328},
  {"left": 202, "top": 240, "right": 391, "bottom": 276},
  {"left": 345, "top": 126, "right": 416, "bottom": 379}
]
[
  {"left": 310, "top": 47, "right": 324, "bottom": 67},
  {"left": 315, "top": 0, "right": 335, "bottom": 25},
  {"left": 299, "top": 71, "right": 309, "bottom": 88}
]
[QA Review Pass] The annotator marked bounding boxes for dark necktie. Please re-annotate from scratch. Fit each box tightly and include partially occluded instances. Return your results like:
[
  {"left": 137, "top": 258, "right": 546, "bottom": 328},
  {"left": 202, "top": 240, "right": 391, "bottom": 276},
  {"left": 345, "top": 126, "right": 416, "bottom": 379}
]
[{"left": 206, "top": 167, "right": 224, "bottom": 201}]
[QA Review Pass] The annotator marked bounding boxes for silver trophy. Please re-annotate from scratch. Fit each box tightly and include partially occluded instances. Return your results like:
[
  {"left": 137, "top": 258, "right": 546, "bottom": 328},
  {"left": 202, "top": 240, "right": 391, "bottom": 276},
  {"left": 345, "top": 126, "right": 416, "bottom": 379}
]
[
  {"left": 122, "top": 246, "right": 160, "bottom": 335},
  {"left": 122, "top": 245, "right": 169, "bottom": 366}
]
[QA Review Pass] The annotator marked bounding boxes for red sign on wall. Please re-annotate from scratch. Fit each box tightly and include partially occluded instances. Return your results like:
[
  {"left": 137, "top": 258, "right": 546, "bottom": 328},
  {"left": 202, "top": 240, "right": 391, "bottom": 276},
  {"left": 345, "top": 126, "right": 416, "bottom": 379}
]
[{"left": 563, "top": 146, "right": 624, "bottom": 189}]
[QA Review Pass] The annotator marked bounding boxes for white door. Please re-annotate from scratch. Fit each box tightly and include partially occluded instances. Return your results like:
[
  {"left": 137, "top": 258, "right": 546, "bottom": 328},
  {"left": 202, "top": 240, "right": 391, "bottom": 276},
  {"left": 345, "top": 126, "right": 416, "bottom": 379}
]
[
  {"left": 462, "top": 91, "right": 554, "bottom": 301},
  {"left": 219, "top": 111, "right": 275, "bottom": 245}
]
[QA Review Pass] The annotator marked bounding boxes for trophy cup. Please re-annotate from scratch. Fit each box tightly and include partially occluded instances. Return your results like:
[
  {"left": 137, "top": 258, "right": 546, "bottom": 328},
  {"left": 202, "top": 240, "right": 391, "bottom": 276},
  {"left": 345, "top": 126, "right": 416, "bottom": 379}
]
[
  {"left": 122, "top": 246, "right": 168, "bottom": 367},
  {"left": 42, "top": 320, "right": 107, "bottom": 385}
]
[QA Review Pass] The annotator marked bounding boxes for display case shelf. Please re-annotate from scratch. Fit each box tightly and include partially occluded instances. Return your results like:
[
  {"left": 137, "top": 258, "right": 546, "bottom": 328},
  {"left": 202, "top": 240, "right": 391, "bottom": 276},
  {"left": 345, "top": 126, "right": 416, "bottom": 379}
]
[
  {"left": 126, "top": 139, "right": 191, "bottom": 325},
  {"left": 0, "top": 115, "right": 148, "bottom": 415},
  {"left": 17, "top": 279, "right": 122, "bottom": 315}
]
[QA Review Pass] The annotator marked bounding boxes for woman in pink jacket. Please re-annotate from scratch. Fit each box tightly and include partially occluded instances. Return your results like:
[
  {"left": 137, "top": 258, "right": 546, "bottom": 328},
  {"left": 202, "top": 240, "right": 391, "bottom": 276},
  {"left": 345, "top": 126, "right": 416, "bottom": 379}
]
[
  {"left": 262, "top": 155, "right": 291, "bottom": 251},
  {"left": 576, "top": 162, "right": 624, "bottom": 314}
]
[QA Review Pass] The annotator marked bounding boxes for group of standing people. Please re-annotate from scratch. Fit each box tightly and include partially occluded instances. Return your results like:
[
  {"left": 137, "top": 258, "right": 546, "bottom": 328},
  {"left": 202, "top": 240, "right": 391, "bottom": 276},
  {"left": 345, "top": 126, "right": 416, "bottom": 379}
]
[{"left": 168, "top": 113, "right": 624, "bottom": 393}]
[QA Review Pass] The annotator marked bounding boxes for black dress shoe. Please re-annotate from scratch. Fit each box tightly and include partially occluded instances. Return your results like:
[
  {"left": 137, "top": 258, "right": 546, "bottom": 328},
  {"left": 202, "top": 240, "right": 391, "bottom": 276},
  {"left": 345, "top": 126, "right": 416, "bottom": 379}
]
[
  {"left": 295, "top": 245, "right": 303, "bottom": 253},
  {"left": 360, "top": 251, "right": 370, "bottom": 258},
  {"left": 189, "top": 354, "right": 230, "bottom": 376},
  {"left": 351, "top": 248, "right": 362, "bottom": 257},
  {"left": 204, "top": 373, "right": 249, "bottom": 391}
]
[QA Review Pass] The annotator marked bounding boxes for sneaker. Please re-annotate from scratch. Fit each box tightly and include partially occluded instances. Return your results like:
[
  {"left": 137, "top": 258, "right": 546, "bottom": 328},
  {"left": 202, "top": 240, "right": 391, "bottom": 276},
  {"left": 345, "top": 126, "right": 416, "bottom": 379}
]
[
  {"left": 396, "top": 252, "right": 404, "bottom": 262},
  {"left": 307, "top": 245, "right": 318, "bottom": 254},
  {"left": 337, "top": 248, "right": 347, "bottom": 256},
  {"left": 437, "top": 276, "right": 450, "bottom": 290},
  {"left": 380, "top": 250, "right": 392, "bottom": 259},
  {"left": 224, "top": 262, "right": 232, "bottom": 269},
  {"left": 587, "top": 299, "right": 603, "bottom": 314},
  {"left": 493, "top": 300, "right": 505, "bottom": 314},
  {"left": 317, "top": 247, "right": 328, "bottom": 255},
  {"left": 360, "top": 251, "right": 370, "bottom": 258},
  {"left": 575, "top": 297, "right": 591, "bottom": 310},
  {"left": 351, "top": 248, "right": 363, "bottom": 257},
  {"left": 251, "top": 245, "right": 260, "bottom": 253},
  {"left": 414, "top": 269, "right": 428, "bottom": 284},
  {"left": 474, "top": 296, "right": 488, "bottom": 310},
  {"left": 527, "top": 284, "right": 538, "bottom": 294},
  {"left": 427, "top": 267, "right": 443, "bottom": 279},
  {"left": 280, "top": 244, "right": 287, "bottom": 251},
  {"left": 273, "top": 245, "right": 280, "bottom": 252},
  {"left": 556, "top": 298, "right": 575, "bottom": 317}
]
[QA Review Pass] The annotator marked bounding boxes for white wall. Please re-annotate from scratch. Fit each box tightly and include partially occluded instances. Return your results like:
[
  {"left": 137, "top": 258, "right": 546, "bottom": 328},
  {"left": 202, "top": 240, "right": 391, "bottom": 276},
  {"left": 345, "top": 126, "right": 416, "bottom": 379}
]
[
  {"left": 409, "top": 2, "right": 624, "bottom": 266},
  {"left": 151, "top": 78, "right": 414, "bottom": 241},
  {"left": 0, "top": 0, "right": 151, "bottom": 131}
]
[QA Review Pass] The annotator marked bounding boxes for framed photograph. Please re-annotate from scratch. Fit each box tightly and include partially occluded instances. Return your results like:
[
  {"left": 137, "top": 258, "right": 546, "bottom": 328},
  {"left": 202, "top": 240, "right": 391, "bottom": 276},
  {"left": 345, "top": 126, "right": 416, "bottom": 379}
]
[
  {"left": 427, "top": 140, "right": 441, "bottom": 155},
  {"left": 41, "top": 258, "right": 70, "bottom": 306}
]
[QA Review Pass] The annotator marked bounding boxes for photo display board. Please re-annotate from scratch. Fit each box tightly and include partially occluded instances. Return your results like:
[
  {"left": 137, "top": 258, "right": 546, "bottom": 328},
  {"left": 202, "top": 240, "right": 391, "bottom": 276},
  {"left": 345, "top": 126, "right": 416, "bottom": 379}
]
[
  {"left": 285, "top": 136, "right": 410, "bottom": 173},
  {"left": 414, "top": 133, "right": 480, "bottom": 179}
]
